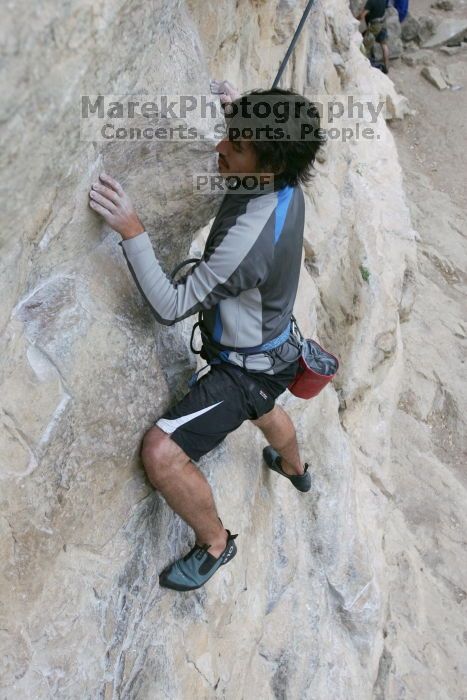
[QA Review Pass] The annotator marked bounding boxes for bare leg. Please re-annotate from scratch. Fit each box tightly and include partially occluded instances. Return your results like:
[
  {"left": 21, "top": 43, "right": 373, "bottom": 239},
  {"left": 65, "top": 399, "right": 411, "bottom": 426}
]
[
  {"left": 381, "top": 42, "right": 389, "bottom": 72},
  {"left": 251, "top": 404, "right": 304, "bottom": 476},
  {"left": 141, "top": 427, "right": 228, "bottom": 557}
]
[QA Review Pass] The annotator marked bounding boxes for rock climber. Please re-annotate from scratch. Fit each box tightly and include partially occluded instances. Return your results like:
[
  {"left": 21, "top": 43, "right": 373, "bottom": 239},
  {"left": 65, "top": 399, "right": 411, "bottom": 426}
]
[
  {"left": 88, "top": 82, "right": 326, "bottom": 591},
  {"left": 356, "top": 0, "right": 390, "bottom": 74}
]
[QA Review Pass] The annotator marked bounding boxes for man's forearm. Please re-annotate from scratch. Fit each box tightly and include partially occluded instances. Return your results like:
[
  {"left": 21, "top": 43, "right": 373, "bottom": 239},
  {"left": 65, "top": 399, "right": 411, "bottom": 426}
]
[
  {"left": 118, "top": 198, "right": 274, "bottom": 328},
  {"left": 118, "top": 233, "right": 187, "bottom": 325},
  {"left": 88, "top": 173, "right": 202, "bottom": 324},
  {"left": 88, "top": 172, "right": 272, "bottom": 328}
]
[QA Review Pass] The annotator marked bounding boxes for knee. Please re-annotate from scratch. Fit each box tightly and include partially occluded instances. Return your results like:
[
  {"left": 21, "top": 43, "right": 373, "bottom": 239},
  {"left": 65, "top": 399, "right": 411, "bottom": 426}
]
[
  {"left": 141, "top": 427, "right": 178, "bottom": 487},
  {"left": 250, "top": 404, "right": 279, "bottom": 429}
]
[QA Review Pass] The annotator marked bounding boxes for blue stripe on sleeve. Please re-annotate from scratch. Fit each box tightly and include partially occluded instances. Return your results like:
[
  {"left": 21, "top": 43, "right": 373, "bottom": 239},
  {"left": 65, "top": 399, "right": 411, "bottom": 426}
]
[
  {"left": 274, "top": 186, "right": 294, "bottom": 244},
  {"left": 213, "top": 304, "right": 223, "bottom": 342}
]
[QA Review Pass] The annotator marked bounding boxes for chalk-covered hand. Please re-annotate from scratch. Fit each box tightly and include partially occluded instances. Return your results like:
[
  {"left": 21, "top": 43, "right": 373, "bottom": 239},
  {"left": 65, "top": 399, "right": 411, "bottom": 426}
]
[
  {"left": 210, "top": 79, "right": 240, "bottom": 107},
  {"left": 88, "top": 173, "right": 145, "bottom": 239}
]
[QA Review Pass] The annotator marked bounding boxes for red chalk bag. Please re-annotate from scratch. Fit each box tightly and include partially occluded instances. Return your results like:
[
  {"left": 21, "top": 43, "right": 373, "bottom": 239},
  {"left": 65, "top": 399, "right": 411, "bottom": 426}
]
[{"left": 287, "top": 317, "right": 339, "bottom": 399}]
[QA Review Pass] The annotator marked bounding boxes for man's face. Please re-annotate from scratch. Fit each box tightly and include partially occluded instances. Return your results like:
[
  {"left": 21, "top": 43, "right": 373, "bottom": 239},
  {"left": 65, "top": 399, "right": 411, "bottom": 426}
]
[{"left": 215, "top": 137, "right": 258, "bottom": 176}]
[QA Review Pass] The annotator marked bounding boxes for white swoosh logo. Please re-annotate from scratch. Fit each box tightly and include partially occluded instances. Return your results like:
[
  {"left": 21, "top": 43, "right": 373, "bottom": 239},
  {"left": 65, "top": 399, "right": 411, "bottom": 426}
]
[{"left": 156, "top": 401, "right": 223, "bottom": 434}]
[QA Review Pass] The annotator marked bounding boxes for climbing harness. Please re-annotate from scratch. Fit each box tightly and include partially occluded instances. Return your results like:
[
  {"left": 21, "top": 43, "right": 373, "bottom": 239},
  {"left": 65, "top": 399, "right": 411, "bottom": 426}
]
[
  {"left": 188, "top": 311, "right": 302, "bottom": 385},
  {"left": 170, "top": 258, "right": 202, "bottom": 278},
  {"left": 170, "top": 259, "right": 301, "bottom": 386},
  {"left": 170, "top": 259, "right": 338, "bottom": 398}
]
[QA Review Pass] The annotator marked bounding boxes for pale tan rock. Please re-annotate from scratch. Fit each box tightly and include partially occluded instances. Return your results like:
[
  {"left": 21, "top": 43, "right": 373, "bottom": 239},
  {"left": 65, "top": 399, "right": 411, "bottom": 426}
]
[
  {"left": 421, "top": 64, "right": 449, "bottom": 89},
  {"left": 418, "top": 15, "right": 438, "bottom": 44},
  {"left": 443, "top": 61, "right": 465, "bottom": 85},
  {"left": 0, "top": 0, "right": 464, "bottom": 699},
  {"left": 402, "top": 50, "right": 436, "bottom": 66},
  {"left": 332, "top": 51, "right": 345, "bottom": 69},
  {"left": 431, "top": 0, "right": 454, "bottom": 10},
  {"left": 422, "top": 17, "right": 467, "bottom": 47},
  {"left": 439, "top": 43, "right": 467, "bottom": 54}
]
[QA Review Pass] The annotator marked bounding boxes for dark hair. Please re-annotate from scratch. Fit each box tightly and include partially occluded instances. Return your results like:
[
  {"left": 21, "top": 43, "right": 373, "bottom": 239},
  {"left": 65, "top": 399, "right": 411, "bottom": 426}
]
[{"left": 225, "top": 87, "right": 326, "bottom": 187}]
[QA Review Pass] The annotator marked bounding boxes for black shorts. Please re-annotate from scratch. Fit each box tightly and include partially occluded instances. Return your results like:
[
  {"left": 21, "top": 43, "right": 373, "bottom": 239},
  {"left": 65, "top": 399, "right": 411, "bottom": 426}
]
[
  {"left": 154, "top": 360, "right": 299, "bottom": 462},
  {"left": 375, "top": 27, "right": 388, "bottom": 42}
]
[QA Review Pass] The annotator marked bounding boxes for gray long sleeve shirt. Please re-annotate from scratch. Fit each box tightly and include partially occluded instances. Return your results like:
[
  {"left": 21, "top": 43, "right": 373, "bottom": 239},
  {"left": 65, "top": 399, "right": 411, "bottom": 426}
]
[{"left": 118, "top": 178, "right": 305, "bottom": 374}]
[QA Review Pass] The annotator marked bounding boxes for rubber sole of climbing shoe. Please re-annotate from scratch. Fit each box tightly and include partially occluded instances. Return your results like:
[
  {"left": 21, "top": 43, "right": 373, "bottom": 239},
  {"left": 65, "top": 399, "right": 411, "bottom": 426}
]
[
  {"left": 262, "top": 446, "right": 312, "bottom": 493},
  {"left": 159, "top": 529, "right": 238, "bottom": 592}
]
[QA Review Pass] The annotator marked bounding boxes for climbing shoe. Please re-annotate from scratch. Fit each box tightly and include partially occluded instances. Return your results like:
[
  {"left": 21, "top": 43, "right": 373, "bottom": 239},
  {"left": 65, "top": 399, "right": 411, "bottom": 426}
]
[
  {"left": 159, "top": 529, "right": 238, "bottom": 591},
  {"left": 263, "top": 446, "right": 312, "bottom": 492}
]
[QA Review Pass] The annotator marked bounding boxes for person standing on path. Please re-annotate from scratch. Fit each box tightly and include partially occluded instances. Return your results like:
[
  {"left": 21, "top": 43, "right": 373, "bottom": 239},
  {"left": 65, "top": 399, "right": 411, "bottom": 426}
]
[{"left": 356, "top": 0, "right": 390, "bottom": 74}]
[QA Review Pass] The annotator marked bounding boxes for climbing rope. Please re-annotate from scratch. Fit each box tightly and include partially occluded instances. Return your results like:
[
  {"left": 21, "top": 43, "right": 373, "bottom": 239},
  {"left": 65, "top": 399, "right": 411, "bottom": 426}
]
[{"left": 272, "top": 0, "right": 317, "bottom": 88}]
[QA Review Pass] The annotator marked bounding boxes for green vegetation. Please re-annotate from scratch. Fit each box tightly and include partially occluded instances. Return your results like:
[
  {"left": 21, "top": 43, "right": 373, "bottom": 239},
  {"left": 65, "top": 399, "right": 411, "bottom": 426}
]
[{"left": 359, "top": 264, "right": 370, "bottom": 282}]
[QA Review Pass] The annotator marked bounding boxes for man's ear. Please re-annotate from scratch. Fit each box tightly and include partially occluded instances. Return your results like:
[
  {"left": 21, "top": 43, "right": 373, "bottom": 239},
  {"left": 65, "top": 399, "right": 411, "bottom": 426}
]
[{"left": 268, "top": 162, "right": 285, "bottom": 176}]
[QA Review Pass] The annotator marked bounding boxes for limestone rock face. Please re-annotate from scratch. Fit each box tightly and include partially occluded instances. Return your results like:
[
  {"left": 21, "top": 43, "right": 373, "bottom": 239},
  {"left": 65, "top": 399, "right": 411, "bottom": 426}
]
[
  {"left": 422, "top": 17, "right": 467, "bottom": 47},
  {"left": 0, "top": 1, "right": 462, "bottom": 699}
]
